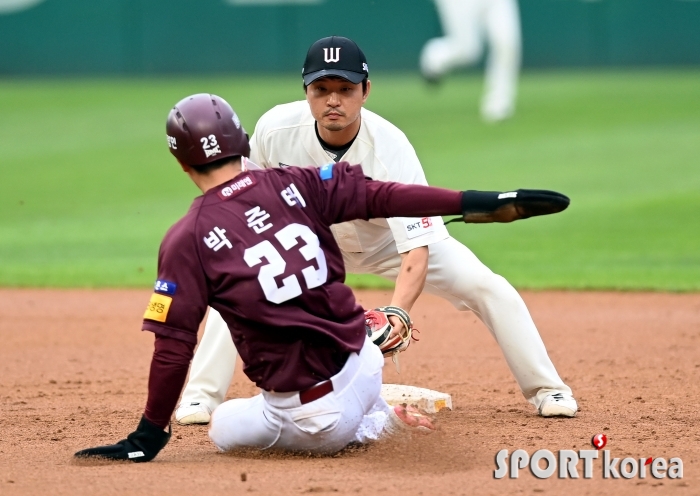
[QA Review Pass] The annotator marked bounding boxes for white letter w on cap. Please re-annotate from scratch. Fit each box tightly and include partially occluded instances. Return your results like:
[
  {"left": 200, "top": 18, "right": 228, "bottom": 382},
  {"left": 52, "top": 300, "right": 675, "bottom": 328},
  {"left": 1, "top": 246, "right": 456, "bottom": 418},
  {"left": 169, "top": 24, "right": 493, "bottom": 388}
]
[{"left": 324, "top": 47, "right": 341, "bottom": 63}]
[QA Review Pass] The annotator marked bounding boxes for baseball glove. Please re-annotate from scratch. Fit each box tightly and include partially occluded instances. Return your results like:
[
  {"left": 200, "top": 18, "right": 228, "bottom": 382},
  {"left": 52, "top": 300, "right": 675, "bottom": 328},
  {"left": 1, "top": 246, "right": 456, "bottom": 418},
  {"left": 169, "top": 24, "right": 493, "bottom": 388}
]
[
  {"left": 365, "top": 306, "right": 414, "bottom": 358},
  {"left": 447, "top": 189, "right": 570, "bottom": 224}
]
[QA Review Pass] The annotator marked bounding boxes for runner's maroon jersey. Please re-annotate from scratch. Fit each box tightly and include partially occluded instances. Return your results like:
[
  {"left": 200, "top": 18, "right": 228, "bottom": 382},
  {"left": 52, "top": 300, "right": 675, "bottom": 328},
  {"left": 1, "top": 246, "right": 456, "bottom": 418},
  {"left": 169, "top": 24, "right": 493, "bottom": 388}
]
[{"left": 142, "top": 163, "right": 371, "bottom": 392}]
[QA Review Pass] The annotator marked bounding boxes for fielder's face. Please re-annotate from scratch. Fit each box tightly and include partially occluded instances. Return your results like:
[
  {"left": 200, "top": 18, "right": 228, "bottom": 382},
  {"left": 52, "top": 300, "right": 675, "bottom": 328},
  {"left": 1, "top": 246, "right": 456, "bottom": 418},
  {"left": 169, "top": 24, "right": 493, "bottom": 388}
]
[{"left": 306, "top": 77, "right": 370, "bottom": 136}]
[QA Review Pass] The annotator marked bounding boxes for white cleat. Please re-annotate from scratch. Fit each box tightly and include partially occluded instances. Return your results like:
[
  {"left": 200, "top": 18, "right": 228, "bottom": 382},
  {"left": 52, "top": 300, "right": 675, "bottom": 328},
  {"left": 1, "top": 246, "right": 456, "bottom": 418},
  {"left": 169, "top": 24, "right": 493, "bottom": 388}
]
[
  {"left": 538, "top": 393, "right": 578, "bottom": 418},
  {"left": 175, "top": 402, "right": 212, "bottom": 425}
]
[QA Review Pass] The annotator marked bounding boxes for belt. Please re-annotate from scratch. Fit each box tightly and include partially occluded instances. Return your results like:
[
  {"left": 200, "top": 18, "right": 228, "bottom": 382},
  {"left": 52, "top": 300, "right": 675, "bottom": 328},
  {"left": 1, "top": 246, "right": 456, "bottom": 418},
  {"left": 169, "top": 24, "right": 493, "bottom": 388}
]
[{"left": 299, "top": 380, "right": 334, "bottom": 405}]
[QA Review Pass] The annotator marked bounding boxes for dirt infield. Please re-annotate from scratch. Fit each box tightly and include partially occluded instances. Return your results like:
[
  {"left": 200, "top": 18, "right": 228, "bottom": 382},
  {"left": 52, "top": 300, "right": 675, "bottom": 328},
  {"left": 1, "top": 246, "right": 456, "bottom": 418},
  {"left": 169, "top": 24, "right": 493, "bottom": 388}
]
[{"left": 0, "top": 289, "right": 698, "bottom": 495}]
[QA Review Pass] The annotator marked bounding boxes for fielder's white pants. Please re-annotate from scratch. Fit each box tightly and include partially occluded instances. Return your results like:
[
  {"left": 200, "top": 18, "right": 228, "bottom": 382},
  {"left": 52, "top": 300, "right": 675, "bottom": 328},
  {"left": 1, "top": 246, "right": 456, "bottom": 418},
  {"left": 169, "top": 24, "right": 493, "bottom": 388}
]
[
  {"left": 208, "top": 336, "right": 390, "bottom": 453},
  {"left": 180, "top": 307, "right": 237, "bottom": 410},
  {"left": 179, "top": 236, "right": 571, "bottom": 413},
  {"left": 358, "top": 237, "right": 572, "bottom": 407},
  {"left": 420, "top": 0, "right": 521, "bottom": 120}
]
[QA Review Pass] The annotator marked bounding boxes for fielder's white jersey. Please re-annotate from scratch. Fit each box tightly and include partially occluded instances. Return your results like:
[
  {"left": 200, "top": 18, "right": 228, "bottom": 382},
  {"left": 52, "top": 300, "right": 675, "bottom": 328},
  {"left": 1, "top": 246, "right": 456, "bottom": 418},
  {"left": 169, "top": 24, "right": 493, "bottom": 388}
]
[
  {"left": 175, "top": 102, "right": 574, "bottom": 423},
  {"left": 249, "top": 100, "right": 449, "bottom": 254}
]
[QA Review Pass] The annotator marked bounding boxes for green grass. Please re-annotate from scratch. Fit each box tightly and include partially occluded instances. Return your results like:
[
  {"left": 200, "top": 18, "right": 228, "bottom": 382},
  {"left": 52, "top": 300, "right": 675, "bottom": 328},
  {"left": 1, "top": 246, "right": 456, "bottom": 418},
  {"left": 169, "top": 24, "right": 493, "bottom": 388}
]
[{"left": 1, "top": 70, "right": 699, "bottom": 290}]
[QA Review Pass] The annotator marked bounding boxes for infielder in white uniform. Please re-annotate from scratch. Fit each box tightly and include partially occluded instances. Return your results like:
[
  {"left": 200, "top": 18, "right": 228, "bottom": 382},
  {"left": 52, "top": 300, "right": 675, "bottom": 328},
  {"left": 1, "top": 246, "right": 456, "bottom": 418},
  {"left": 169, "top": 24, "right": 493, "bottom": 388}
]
[
  {"left": 421, "top": 0, "right": 521, "bottom": 122},
  {"left": 176, "top": 36, "right": 576, "bottom": 426}
]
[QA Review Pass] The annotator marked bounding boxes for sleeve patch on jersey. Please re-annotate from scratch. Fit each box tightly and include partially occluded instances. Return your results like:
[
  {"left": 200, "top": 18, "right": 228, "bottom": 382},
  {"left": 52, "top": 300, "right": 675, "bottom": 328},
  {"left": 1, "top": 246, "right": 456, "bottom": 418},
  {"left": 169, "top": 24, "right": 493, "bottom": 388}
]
[
  {"left": 143, "top": 293, "right": 173, "bottom": 323},
  {"left": 402, "top": 217, "right": 435, "bottom": 240},
  {"left": 154, "top": 279, "right": 177, "bottom": 295},
  {"left": 319, "top": 163, "right": 334, "bottom": 181}
]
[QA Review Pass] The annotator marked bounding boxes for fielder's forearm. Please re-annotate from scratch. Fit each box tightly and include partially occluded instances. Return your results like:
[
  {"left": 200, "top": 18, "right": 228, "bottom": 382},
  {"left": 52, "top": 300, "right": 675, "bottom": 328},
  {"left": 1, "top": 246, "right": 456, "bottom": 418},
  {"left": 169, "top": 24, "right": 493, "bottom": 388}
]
[
  {"left": 144, "top": 334, "right": 195, "bottom": 428},
  {"left": 363, "top": 179, "right": 463, "bottom": 219},
  {"left": 390, "top": 247, "right": 428, "bottom": 312}
]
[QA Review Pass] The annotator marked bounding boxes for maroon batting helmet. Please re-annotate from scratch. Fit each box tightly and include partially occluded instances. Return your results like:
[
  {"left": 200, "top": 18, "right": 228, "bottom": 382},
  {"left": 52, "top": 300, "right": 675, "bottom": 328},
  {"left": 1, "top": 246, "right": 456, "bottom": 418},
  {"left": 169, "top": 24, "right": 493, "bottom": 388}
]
[{"left": 166, "top": 93, "right": 250, "bottom": 167}]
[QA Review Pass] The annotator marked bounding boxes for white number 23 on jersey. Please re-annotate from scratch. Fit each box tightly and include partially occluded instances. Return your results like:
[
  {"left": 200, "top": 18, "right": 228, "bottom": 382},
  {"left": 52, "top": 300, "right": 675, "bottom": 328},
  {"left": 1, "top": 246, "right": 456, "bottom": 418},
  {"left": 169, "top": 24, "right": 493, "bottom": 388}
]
[{"left": 243, "top": 223, "right": 328, "bottom": 304}]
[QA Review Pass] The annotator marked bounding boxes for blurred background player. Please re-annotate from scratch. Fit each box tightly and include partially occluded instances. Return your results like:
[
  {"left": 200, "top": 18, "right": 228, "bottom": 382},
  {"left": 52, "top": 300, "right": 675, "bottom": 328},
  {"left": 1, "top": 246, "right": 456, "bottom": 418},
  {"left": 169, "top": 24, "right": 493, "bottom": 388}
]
[
  {"left": 420, "top": 0, "right": 521, "bottom": 122},
  {"left": 175, "top": 35, "right": 576, "bottom": 426}
]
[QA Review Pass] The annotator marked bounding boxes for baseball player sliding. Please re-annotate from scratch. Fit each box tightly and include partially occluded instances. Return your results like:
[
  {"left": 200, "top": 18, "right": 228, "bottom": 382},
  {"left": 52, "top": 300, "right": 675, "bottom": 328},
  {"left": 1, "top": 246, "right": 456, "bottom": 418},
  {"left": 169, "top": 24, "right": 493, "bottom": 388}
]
[
  {"left": 420, "top": 0, "right": 521, "bottom": 122},
  {"left": 175, "top": 36, "right": 577, "bottom": 427},
  {"left": 74, "top": 93, "right": 570, "bottom": 461}
]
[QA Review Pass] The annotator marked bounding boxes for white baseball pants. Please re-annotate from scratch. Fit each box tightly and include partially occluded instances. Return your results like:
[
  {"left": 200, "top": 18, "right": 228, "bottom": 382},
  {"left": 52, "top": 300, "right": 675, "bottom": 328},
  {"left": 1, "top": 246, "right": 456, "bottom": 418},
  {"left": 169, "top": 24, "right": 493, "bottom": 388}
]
[
  {"left": 208, "top": 336, "right": 390, "bottom": 453},
  {"left": 180, "top": 236, "right": 571, "bottom": 414},
  {"left": 420, "top": 0, "right": 521, "bottom": 120}
]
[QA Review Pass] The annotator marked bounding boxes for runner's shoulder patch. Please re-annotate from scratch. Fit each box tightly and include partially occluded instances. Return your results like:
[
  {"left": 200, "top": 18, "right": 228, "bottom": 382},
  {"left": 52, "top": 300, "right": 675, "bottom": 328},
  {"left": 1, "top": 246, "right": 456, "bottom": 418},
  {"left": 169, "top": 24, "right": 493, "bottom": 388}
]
[
  {"left": 143, "top": 293, "right": 173, "bottom": 323},
  {"left": 319, "top": 163, "right": 334, "bottom": 180},
  {"left": 154, "top": 279, "right": 177, "bottom": 296}
]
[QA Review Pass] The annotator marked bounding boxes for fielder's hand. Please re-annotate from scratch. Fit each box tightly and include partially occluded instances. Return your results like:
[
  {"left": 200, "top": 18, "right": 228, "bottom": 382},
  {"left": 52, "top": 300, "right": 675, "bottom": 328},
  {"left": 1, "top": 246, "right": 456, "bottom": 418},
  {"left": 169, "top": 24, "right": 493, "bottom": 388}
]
[
  {"left": 74, "top": 416, "right": 170, "bottom": 463},
  {"left": 387, "top": 315, "right": 406, "bottom": 341},
  {"left": 365, "top": 306, "right": 414, "bottom": 358},
  {"left": 450, "top": 189, "right": 570, "bottom": 224}
]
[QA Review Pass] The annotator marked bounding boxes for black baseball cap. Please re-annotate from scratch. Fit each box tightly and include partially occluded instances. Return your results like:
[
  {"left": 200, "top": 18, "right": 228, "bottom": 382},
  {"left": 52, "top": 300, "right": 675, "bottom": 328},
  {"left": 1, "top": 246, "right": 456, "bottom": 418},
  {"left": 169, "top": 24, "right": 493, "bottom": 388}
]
[{"left": 302, "top": 36, "right": 369, "bottom": 86}]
